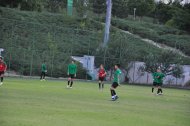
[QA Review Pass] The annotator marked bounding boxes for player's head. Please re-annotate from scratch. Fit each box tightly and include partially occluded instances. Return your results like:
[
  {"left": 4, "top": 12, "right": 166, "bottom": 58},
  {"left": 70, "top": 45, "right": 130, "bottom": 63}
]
[
  {"left": 157, "top": 68, "right": 161, "bottom": 72},
  {"left": 71, "top": 60, "right": 75, "bottom": 64},
  {"left": 114, "top": 64, "right": 120, "bottom": 69},
  {"left": 100, "top": 64, "right": 104, "bottom": 69}
]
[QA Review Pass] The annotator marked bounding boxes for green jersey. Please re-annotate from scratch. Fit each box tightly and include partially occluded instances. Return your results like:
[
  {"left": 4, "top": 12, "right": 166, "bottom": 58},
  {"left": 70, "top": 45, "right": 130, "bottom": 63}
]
[
  {"left": 41, "top": 63, "right": 47, "bottom": 72},
  {"left": 152, "top": 72, "right": 165, "bottom": 84},
  {"left": 68, "top": 63, "right": 77, "bottom": 74},
  {"left": 113, "top": 68, "right": 122, "bottom": 83}
]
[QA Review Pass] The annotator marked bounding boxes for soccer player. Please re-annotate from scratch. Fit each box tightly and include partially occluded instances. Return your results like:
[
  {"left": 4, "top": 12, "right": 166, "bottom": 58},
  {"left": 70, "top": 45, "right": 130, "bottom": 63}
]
[
  {"left": 40, "top": 61, "right": 47, "bottom": 81},
  {"left": 152, "top": 72, "right": 158, "bottom": 94},
  {"left": 67, "top": 60, "right": 77, "bottom": 88},
  {"left": 98, "top": 64, "right": 106, "bottom": 90},
  {"left": 156, "top": 69, "right": 165, "bottom": 95},
  {"left": 110, "top": 64, "right": 122, "bottom": 101},
  {"left": 0, "top": 56, "right": 7, "bottom": 85}
]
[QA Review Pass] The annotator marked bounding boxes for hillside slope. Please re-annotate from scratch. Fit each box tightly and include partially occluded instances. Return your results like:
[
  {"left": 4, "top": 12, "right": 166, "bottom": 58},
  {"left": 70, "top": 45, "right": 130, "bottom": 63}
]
[{"left": 0, "top": 7, "right": 189, "bottom": 77}]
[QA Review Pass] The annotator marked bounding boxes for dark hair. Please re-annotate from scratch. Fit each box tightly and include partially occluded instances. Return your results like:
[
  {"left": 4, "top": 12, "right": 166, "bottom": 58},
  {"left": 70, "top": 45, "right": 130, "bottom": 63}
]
[
  {"left": 0, "top": 56, "right": 3, "bottom": 60},
  {"left": 115, "top": 64, "right": 120, "bottom": 68}
]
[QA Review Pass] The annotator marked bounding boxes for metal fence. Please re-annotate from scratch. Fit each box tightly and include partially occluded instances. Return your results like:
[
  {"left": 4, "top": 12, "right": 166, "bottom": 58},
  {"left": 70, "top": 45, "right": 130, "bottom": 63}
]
[{"left": 0, "top": 17, "right": 135, "bottom": 79}]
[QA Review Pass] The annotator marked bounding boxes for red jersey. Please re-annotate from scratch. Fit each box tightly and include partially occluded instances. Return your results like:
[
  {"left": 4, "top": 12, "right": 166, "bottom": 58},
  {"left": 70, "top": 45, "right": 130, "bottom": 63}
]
[
  {"left": 0, "top": 62, "right": 6, "bottom": 72},
  {"left": 98, "top": 68, "right": 106, "bottom": 78}
]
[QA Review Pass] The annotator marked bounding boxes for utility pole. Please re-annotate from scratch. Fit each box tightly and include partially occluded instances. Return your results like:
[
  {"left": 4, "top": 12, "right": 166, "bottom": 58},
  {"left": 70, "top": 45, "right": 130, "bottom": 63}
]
[
  {"left": 103, "top": 0, "right": 112, "bottom": 47},
  {"left": 67, "top": 0, "right": 73, "bottom": 16},
  {"left": 83, "top": 0, "right": 88, "bottom": 18},
  {"left": 134, "top": 8, "right": 136, "bottom": 20}
]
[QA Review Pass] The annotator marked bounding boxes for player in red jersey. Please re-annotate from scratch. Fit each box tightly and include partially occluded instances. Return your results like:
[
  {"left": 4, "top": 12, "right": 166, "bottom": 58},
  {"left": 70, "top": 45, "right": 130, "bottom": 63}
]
[
  {"left": 98, "top": 64, "right": 106, "bottom": 90},
  {"left": 0, "top": 56, "right": 7, "bottom": 86}
]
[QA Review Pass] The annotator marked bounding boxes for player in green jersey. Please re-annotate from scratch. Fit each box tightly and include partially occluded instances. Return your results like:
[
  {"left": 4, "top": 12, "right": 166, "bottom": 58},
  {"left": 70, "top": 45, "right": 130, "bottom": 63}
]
[
  {"left": 67, "top": 60, "right": 77, "bottom": 88},
  {"left": 40, "top": 61, "right": 47, "bottom": 81},
  {"left": 110, "top": 64, "right": 122, "bottom": 101},
  {"left": 152, "top": 72, "right": 158, "bottom": 93},
  {"left": 152, "top": 68, "right": 165, "bottom": 95},
  {"left": 156, "top": 69, "right": 165, "bottom": 95}
]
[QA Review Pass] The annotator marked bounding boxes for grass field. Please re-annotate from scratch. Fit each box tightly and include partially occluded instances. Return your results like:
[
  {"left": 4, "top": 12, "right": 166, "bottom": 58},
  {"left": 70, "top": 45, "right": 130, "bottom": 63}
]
[{"left": 0, "top": 78, "right": 190, "bottom": 126}]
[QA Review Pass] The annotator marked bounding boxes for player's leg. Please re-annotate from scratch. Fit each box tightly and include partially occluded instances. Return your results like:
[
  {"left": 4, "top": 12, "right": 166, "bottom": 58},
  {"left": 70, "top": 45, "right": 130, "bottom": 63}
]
[
  {"left": 159, "top": 83, "right": 163, "bottom": 94},
  {"left": 98, "top": 79, "right": 101, "bottom": 89},
  {"left": 0, "top": 72, "right": 4, "bottom": 85},
  {"left": 67, "top": 75, "right": 71, "bottom": 88},
  {"left": 40, "top": 72, "right": 43, "bottom": 80},
  {"left": 157, "top": 86, "right": 161, "bottom": 95},
  {"left": 43, "top": 72, "right": 46, "bottom": 80},
  {"left": 101, "top": 81, "right": 104, "bottom": 89},
  {"left": 110, "top": 82, "right": 118, "bottom": 100},
  {"left": 152, "top": 82, "right": 156, "bottom": 93},
  {"left": 101, "top": 77, "right": 104, "bottom": 89},
  {"left": 70, "top": 74, "right": 74, "bottom": 88}
]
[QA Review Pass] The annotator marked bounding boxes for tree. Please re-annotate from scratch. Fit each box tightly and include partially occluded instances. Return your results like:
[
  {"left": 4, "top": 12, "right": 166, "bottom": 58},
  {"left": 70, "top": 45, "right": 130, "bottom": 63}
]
[
  {"left": 112, "top": 0, "right": 128, "bottom": 18},
  {"left": 91, "top": 0, "right": 106, "bottom": 15},
  {"left": 138, "top": 51, "right": 183, "bottom": 78},
  {"left": 169, "top": 8, "right": 190, "bottom": 32},
  {"left": 45, "top": 0, "right": 67, "bottom": 13},
  {"left": 127, "top": 0, "right": 155, "bottom": 17},
  {"left": 75, "top": 0, "right": 89, "bottom": 17}
]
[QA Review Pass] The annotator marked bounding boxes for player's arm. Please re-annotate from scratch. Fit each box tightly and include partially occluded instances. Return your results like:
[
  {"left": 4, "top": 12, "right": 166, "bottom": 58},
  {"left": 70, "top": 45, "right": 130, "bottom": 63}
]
[
  {"left": 118, "top": 71, "right": 122, "bottom": 86},
  {"left": 117, "top": 72, "right": 121, "bottom": 85}
]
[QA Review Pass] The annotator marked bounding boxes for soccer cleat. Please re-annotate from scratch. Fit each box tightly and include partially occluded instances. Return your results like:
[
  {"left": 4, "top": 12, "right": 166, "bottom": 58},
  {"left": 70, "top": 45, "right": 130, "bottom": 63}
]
[
  {"left": 70, "top": 87, "right": 72, "bottom": 89},
  {"left": 115, "top": 96, "right": 119, "bottom": 100},
  {"left": 0, "top": 82, "right": 3, "bottom": 85},
  {"left": 67, "top": 85, "right": 69, "bottom": 88},
  {"left": 111, "top": 98, "right": 116, "bottom": 101}
]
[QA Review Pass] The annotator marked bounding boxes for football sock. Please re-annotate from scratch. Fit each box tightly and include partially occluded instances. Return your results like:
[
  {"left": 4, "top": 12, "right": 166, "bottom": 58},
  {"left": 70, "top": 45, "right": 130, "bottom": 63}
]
[
  {"left": 152, "top": 88, "right": 154, "bottom": 93},
  {"left": 102, "top": 83, "right": 104, "bottom": 89},
  {"left": 157, "top": 89, "right": 160, "bottom": 94},
  {"left": 99, "top": 83, "right": 101, "bottom": 89},
  {"left": 160, "top": 89, "right": 163, "bottom": 93},
  {"left": 70, "top": 81, "right": 73, "bottom": 87},
  {"left": 110, "top": 89, "right": 114, "bottom": 96},
  {"left": 113, "top": 90, "right": 116, "bottom": 95},
  {"left": 68, "top": 81, "right": 70, "bottom": 85},
  {"left": 40, "top": 74, "right": 42, "bottom": 79},
  {"left": 1, "top": 77, "right": 3, "bottom": 82}
]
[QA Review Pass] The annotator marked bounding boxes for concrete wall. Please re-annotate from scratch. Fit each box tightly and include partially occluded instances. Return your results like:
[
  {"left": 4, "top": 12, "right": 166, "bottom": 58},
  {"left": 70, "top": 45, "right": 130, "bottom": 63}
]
[{"left": 127, "top": 62, "right": 190, "bottom": 86}]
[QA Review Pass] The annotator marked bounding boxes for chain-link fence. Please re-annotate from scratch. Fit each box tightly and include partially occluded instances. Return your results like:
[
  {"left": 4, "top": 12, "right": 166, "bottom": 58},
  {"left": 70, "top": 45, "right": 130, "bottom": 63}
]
[{"left": 1, "top": 17, "right": 138, "bottom": 79}]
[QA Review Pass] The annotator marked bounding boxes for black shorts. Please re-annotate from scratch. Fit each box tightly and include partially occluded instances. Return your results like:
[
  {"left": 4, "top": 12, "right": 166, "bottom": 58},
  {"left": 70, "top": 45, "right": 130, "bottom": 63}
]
[
  {"left": 157, "top": 83, "right": 163, "bottom": 86},
  {"left": 153, "top": 82, "right": 158, "bottom": 86},
  {"left": 99, "top": 77, "right": 105, "bottom": 81},
  {"left": 111, "top": 82, "right": 119, "bottom": 89},
  {"left": 0, "top": 71, "right": 5, "bottom": 76},
  {"left": 69, "top": 74, "right": 75, "bottom": 79}
]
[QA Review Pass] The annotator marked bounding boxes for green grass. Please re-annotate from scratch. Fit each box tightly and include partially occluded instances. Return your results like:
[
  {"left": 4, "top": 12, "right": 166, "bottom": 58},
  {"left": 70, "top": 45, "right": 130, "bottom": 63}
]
[{"left": 0, "top": 78, "right": 190, "bottom": 126}]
